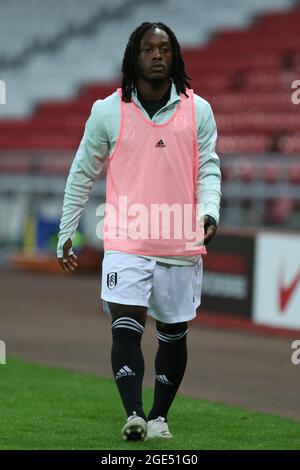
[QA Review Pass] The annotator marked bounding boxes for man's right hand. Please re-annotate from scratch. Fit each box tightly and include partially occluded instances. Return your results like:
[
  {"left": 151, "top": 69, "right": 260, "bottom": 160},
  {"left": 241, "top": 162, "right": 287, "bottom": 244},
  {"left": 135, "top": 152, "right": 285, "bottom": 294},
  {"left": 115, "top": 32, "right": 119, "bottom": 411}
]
[{"left": 57, "top": 238, "right": 78, "bottom": 272}]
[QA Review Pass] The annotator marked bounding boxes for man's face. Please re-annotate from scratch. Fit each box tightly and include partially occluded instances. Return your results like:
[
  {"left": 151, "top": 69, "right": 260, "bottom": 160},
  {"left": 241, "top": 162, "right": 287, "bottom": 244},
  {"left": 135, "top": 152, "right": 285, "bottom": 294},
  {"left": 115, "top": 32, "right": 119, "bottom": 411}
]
[{"left": 136, "top": 28, "right": 173, "bottom": 84}]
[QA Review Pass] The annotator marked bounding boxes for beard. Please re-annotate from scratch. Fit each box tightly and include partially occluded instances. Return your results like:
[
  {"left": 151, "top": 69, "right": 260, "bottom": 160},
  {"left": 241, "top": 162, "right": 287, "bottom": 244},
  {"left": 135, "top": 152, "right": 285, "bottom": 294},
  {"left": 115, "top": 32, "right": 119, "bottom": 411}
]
[
  {"left": 141, "top": 74, "right": 166, "bottom": 86},
  {"left": 136, "top": 65, "right": 170, "bottom": 87}
]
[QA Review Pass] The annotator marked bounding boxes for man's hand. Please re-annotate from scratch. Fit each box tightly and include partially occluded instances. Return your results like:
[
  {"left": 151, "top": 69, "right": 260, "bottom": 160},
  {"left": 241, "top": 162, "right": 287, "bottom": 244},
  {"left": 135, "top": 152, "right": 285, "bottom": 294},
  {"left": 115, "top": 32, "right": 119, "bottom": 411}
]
[
  {"left": 204, "top": 215, "right": 217, "bottom": 245},
  {"left": 57, "top": 238, "right": 78, "bottom": 272}
]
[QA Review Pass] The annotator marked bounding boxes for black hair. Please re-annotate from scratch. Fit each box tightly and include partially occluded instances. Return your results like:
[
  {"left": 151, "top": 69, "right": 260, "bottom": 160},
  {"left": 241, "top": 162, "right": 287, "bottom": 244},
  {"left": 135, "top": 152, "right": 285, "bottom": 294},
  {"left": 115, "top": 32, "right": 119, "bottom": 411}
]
[{"left": 121, "top": 22, "right": 191, "bottom": 102}]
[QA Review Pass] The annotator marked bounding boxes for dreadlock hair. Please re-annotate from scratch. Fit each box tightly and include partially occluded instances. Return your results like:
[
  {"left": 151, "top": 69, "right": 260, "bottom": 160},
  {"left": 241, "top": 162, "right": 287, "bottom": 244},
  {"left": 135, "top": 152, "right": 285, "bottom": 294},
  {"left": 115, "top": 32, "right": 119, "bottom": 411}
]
[{"left": 121, "top": 22, "right": 192, "bottom": 102}]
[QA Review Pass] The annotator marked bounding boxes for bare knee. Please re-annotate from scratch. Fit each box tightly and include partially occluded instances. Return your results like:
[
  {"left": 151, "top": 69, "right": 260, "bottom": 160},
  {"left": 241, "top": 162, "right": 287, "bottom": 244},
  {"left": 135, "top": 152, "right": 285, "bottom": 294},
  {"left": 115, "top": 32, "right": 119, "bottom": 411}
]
[
  {"left": 108, "top": 302, "right": 147, "bottom": 324},
  {"left": 156, "top": 320, "right": 187, "bottom": 333}
]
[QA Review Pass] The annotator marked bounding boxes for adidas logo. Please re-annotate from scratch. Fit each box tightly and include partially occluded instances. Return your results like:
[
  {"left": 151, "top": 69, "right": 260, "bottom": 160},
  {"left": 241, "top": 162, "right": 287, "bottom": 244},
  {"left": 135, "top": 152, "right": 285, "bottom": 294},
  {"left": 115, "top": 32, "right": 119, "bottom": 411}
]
[
  {"left": 116, "top": 365, "right": 136, "bottom": 381},
  {"left": 156, "top": 374, "right": 173, "bottom": 386},
  {"left": 155, "top": 139, "right": 166, "bottom": 148}
]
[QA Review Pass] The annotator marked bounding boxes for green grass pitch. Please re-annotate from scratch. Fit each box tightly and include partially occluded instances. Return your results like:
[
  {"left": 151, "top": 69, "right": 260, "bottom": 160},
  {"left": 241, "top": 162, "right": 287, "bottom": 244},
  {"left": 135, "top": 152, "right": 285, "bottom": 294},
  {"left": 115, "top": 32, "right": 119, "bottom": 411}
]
[{"left": 0, "top": 357, "right": 299, "bottom": 450}]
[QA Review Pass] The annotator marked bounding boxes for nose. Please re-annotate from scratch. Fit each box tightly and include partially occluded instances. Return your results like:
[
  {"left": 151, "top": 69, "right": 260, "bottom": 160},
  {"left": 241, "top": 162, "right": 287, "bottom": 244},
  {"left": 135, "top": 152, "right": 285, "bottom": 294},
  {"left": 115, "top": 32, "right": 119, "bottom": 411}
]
[{"left": 152, "top": 47, "right": 162, "bottom": 59}]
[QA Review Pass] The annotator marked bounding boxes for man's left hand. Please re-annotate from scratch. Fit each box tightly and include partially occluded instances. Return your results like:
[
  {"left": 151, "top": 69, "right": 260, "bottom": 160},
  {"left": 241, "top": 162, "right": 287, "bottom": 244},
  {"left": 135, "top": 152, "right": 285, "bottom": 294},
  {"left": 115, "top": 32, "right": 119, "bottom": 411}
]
[{"left": 204, "top": 215, "right": 217, "bottom": 245}]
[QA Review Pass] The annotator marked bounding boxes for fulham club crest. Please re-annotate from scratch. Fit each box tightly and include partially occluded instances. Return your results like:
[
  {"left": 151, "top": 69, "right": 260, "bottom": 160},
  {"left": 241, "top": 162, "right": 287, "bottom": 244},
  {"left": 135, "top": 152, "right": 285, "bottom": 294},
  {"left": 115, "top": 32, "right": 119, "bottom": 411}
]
[{"left": 107, "top": 272, "right": 117, "bottom": 290}]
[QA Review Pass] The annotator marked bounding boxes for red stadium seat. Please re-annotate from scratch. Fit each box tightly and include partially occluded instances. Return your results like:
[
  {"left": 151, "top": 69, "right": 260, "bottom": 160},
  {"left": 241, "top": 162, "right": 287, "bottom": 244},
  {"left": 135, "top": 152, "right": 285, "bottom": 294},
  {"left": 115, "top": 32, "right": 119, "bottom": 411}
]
[
  {"left": 288, "top": 165, "right": 300, "bottom": 183},
  {"left": 263, "top": 164, "right": 280, "bottom": 184},
  {"left": 217, "top": 135, "right": 272, "bottom": 154},
  {"left": 268, "top": 198, "right": 295, "bottom": 225},
  {"left": 278, "top": 135, "right": 300, "bottom": 155}
]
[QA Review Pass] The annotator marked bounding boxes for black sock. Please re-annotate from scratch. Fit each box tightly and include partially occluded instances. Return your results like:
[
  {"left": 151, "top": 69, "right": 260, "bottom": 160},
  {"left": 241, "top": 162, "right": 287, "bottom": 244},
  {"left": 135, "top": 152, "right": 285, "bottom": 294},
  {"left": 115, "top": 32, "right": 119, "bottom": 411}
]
[
  {"left": 111, "top": 314, "right": 146, "bottom": 420},
  {"left": 148, "top": 322, "right": 188, "bottom": 421}
]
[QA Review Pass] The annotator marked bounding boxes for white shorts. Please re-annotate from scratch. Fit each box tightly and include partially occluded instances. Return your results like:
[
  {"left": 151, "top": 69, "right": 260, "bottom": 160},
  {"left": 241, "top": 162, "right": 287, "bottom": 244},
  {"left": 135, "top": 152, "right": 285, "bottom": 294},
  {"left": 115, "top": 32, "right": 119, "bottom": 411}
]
[{"left": 101, "top": 252, "right": 203, "bottom": 324}]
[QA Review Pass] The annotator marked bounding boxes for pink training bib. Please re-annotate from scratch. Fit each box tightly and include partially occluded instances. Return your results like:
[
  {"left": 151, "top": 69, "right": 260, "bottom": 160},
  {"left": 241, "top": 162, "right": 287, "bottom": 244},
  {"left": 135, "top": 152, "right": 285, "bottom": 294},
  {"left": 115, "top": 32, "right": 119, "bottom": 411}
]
[{"left": 103, "top": 88, "right": 206, "bottom": 257}]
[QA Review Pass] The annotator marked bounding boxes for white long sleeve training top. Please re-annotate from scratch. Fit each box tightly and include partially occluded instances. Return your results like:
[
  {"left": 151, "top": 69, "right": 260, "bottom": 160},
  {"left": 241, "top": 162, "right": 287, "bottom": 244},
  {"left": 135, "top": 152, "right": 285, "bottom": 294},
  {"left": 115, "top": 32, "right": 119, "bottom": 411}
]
[{"left": 57, "top": 82, "right": 221, "bottom": 266}]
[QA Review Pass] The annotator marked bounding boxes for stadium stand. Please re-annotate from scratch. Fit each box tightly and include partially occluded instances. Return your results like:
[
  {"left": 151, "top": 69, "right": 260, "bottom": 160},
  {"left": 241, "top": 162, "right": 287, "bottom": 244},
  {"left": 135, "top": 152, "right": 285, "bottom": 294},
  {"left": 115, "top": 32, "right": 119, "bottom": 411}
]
[
  {"left": 0, "top": 0, "right": 298, "bottom": 155},
  {"left": 0, "top": 0, "right": 299, "bottom": 251},
  {"left": 0, "top": 0, "right": 124, "bottom": 59},
  {"left": 0, "top": 0, "right": 295, "bottom": 118}
]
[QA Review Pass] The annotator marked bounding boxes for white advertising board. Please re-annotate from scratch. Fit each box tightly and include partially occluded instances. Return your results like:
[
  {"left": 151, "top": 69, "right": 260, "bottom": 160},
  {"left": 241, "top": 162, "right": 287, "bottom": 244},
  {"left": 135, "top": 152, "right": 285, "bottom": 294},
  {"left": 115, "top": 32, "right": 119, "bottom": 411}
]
[{"left": 254, "top": 233, "right": 300, "bottom": 329}]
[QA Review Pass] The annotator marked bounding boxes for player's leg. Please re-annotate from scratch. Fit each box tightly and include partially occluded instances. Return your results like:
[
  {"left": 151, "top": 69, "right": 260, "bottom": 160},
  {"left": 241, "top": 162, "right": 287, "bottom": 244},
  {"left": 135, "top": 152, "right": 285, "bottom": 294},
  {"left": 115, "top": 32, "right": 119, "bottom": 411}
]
[
  {"left": 147, "top": 258, "right": 203, "bottom": 438},
  {"left": 147, "top": 320, "right": 188, "bottom": 438},
  {"left": 109, "top": 303, "right": 148, "bottom": 441},
  {"left": 101, "top": 253, "right": 155, "bottom": 440},
  {"left": 109, "top": 303, "right": 147, "bottom": 417}
]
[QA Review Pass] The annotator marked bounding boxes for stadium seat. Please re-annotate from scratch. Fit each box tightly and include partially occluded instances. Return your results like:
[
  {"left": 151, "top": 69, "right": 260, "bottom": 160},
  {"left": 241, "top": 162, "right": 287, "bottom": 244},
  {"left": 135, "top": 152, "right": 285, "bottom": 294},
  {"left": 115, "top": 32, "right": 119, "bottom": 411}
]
[
  {"left": 288, "top": 165, "right": 300, "bottom": 183},
  {"left": 263, "top": 164, "right": 280, "bottom": 184}
]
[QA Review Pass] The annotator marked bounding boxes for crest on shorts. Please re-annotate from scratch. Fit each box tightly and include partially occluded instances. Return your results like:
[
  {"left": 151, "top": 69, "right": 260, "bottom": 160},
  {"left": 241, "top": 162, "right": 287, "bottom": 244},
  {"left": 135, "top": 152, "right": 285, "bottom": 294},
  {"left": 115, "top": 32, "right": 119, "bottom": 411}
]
[{"left": 107, "top": 272, "right": 117, "bottom": 290}]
